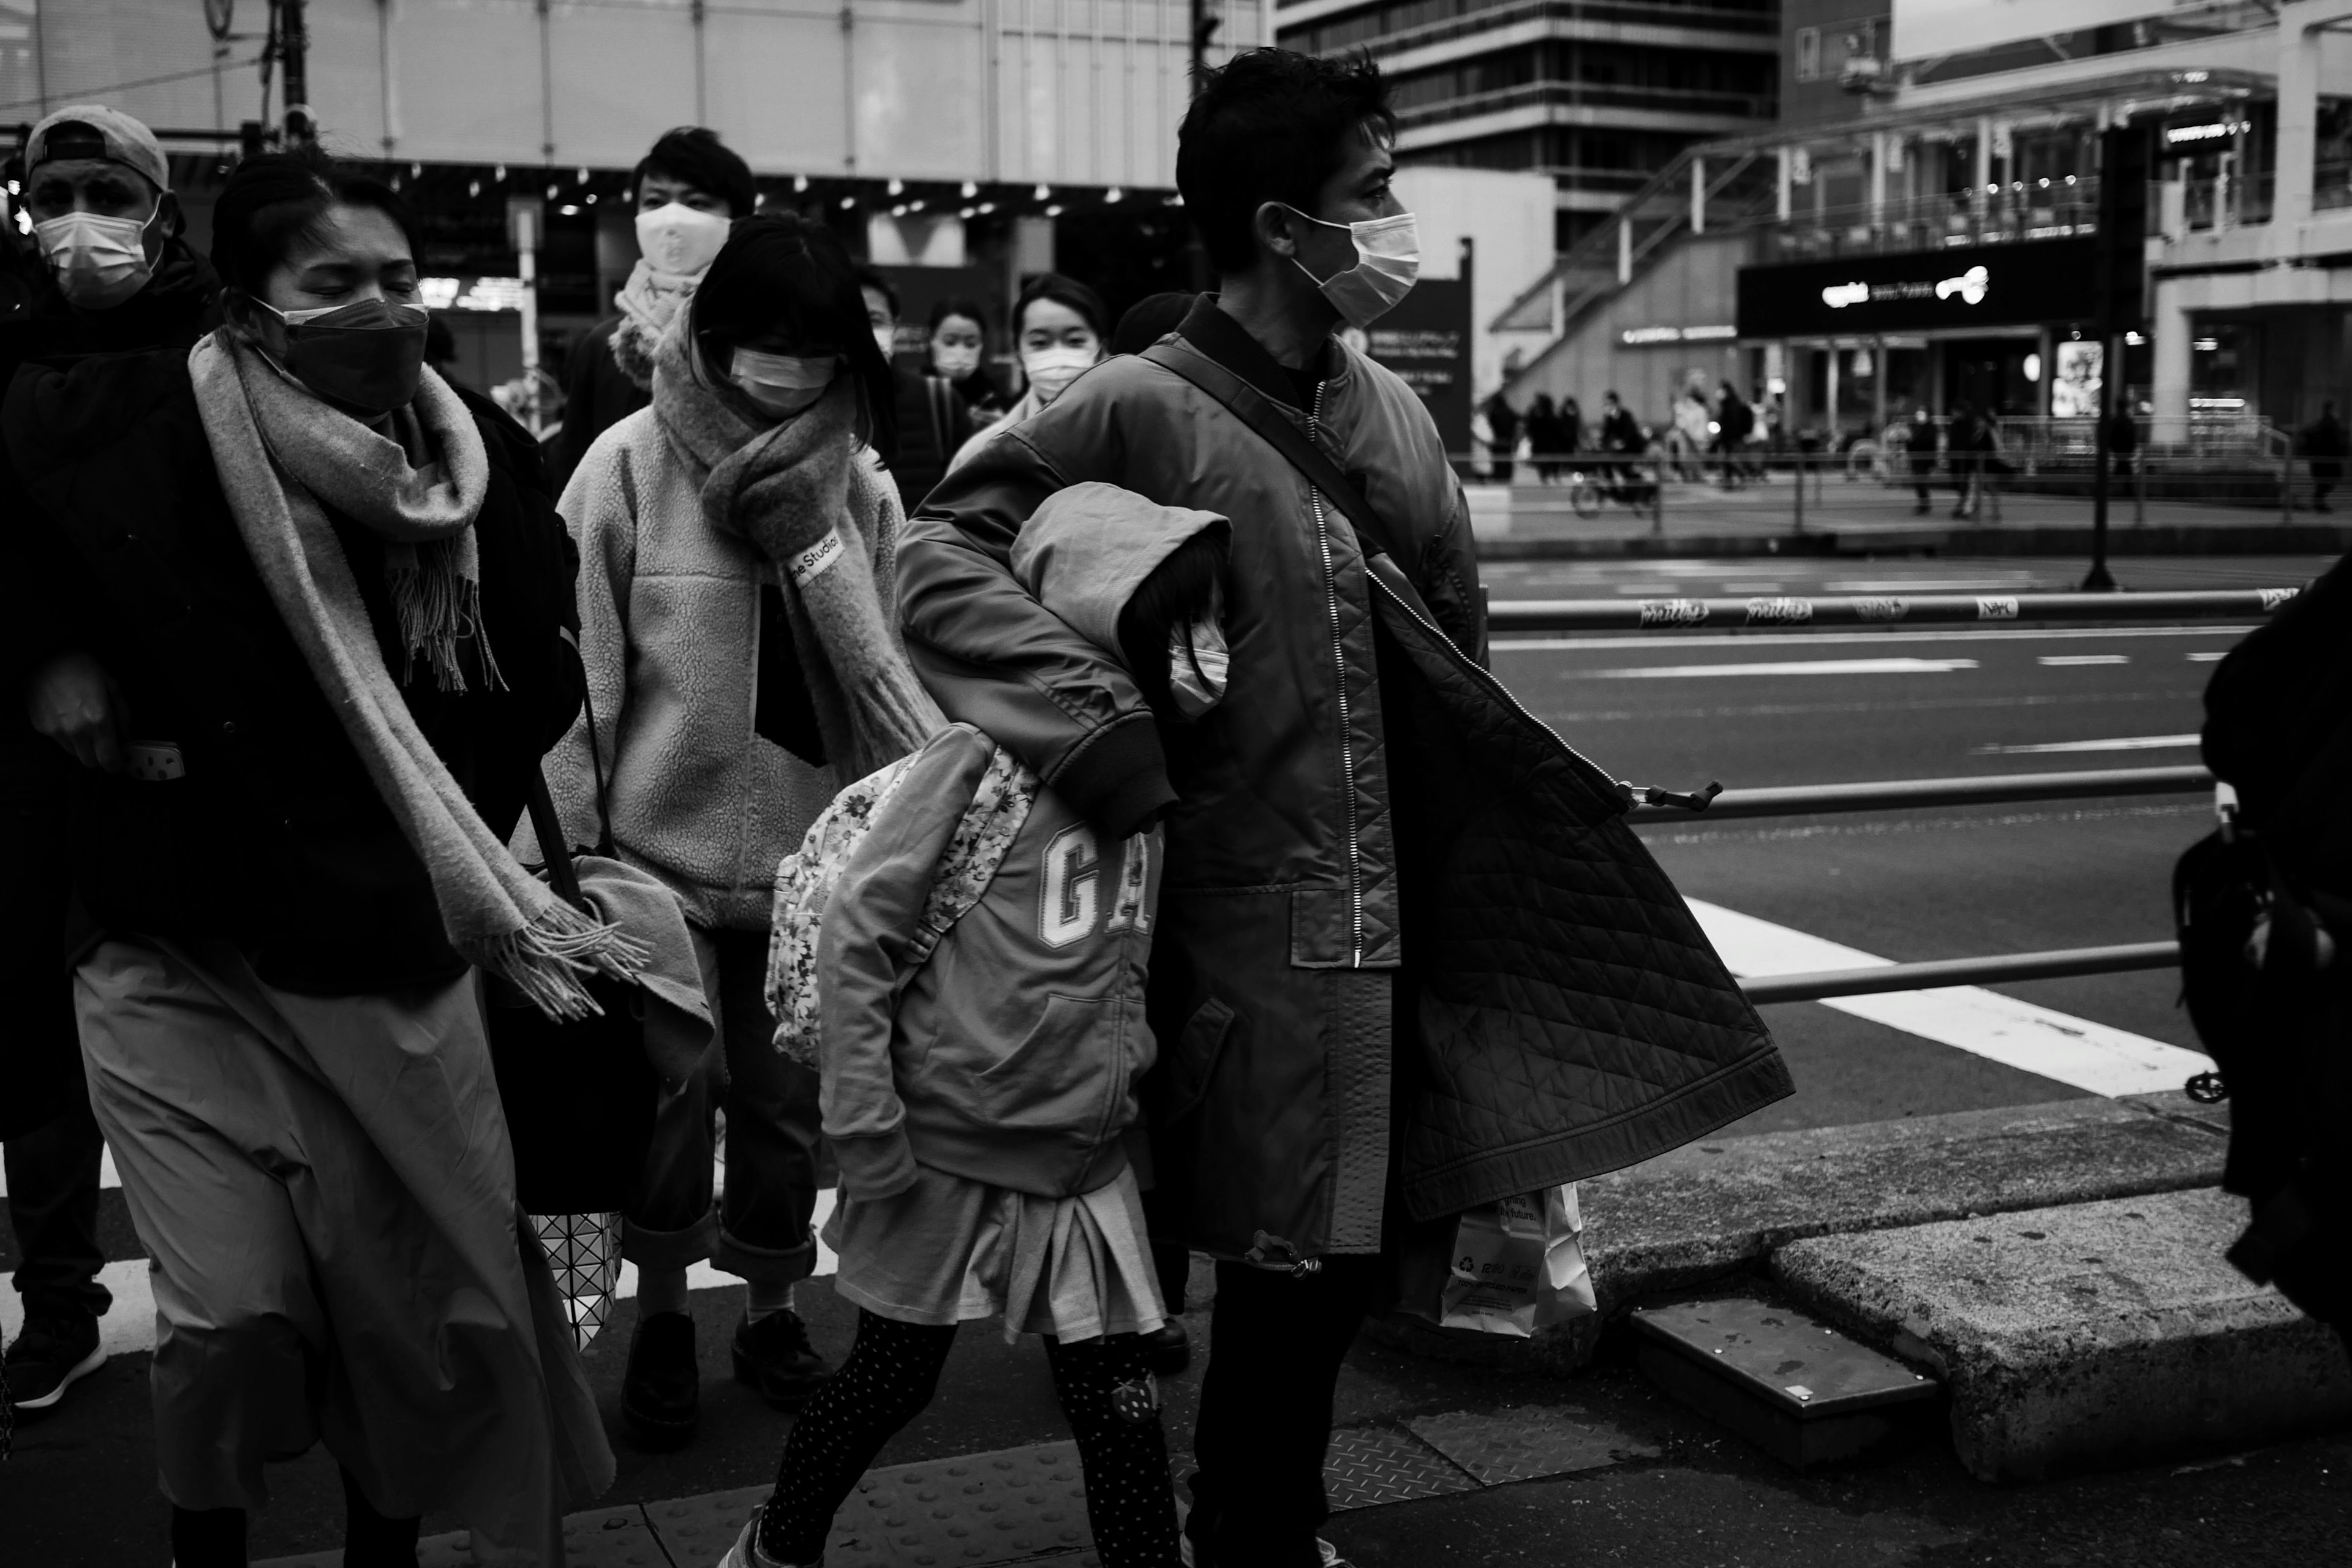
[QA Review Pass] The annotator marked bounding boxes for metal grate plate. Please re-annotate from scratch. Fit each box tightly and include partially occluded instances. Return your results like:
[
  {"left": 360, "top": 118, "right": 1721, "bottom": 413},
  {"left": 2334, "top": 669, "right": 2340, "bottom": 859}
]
[
  {"left": 1321, "top": 1425, "right": 1479, "bottom": 1510},
  {"left": 1406, "top": 1409, "right": 1660, "bottom": 1485}
]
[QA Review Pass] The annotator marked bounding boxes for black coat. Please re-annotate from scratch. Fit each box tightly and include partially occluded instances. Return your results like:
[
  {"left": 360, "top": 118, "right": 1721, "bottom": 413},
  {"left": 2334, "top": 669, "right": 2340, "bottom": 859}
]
[
  {"left": 3, "top": 347, "right": 582, "bottom": 996},
  {"left": 549, "top": 314, "right": 650, "bottom": 494}
]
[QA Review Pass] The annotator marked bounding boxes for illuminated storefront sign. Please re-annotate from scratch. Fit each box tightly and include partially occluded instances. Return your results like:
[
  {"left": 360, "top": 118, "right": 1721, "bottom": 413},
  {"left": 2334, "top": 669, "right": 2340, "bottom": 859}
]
[
  {"left": 1736, "top": 238, "right": 2098, "bottom": 336},
  {"left": 2162, "top": 118, "right": 2248, "bottom": 153},
  {"left": 420, "top": 276, "right": 530, "bottom": 312}
]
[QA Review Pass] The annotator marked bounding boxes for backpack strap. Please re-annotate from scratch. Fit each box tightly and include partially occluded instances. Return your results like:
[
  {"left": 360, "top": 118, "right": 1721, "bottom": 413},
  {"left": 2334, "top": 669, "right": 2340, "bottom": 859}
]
[{"left": 1140, "top": 340, "right": 1441, "bottom": 628}]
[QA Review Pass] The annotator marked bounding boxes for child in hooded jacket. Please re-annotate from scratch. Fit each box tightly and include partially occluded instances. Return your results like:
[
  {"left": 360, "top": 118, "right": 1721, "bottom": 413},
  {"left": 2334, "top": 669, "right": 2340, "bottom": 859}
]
[{"left": 724, "top": 481, "right": 1231, "bottom": 1568}]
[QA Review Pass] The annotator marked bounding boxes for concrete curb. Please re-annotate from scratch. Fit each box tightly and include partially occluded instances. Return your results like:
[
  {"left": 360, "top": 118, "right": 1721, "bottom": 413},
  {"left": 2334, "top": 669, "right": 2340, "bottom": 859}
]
[
  {"left": 1472, "top": 523, "right": 2352, "bottom": 560},
  {"left": 1370, "top": 1095, "right": 2225, "bottom": 1375},
  {"left": 1770, "top": 1187, "right": 2352, "bottom": 1482}
]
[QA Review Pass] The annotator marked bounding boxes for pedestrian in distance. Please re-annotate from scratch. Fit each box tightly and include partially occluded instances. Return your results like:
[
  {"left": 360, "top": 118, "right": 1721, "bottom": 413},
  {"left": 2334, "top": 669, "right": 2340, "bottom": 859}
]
[
  {"left": 722, "top": 486, "right": 1231, "bottom": 1568},
  {"left": 2301, "top": 401, "right": 2346, "bottom": 513},
  {"left": 947, "top": 271, "right": 1109, "bottom": 474},
  {"left": 1480, "top": 383, "right": 1520, "bottom": 483},
  {"left": 1525, "top": 392, "right": 1565, "bottom": 483},
  {"left": 550, "top": 126, "right": 755, "bottom": 491},
  {"left": 1947, "top": 399, "right": 1982, "bottom": 519},
  {"left": 1, "top": 104, "right": 223, "bottom": 1427},
  {"left": 860, "top": 267, "right": 974, "bottom": 513},
  {"left": 1559, "top": 393, "right": 1584, "bottom": 456},
  {"left": 927, "top": 294, "right": 1008, "bottom": 428},
  {"left": 899, "top": 48, "right": 1788, "bottom": 1567},
  {"left": 4, "top": 141, "right": 619, "bottom": 1567},
  {"left": 1597, "top": 386, "right": 1652, "bottom": 505},
  {"left": 528, "top": 213, "right": 945, "bottom": 1450},
  {"left": 1907, "top": 404, "right": 1937, "bottom": 515},
  {"left": 1714, "top": 379, "right": 1753, "bottom": 489}
]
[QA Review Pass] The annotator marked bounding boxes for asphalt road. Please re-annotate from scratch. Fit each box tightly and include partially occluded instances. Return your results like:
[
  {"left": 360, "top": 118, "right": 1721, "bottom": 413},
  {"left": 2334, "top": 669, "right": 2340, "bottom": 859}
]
[{"left": 2, "top": 554, "right": 2338, "bottom": 1566}]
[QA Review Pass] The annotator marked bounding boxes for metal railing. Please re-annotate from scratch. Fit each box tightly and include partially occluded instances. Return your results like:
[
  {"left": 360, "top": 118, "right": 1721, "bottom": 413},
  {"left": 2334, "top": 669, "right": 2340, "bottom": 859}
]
[
  {"left": 1491, "top": 587, "right": 2294, "bottom": 633},
  {"left": 1612, "top": 761, "right": 2217, "bottom": 1005}
]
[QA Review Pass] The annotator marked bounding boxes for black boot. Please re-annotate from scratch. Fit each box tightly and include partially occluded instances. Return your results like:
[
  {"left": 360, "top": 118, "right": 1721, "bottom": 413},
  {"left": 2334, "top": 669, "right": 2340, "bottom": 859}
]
[
  {"left": 1142, "top": 1318, "right": 1191, "bottom": 1376},
  {"left": 732, "top": 1309, "right": 829, "bottom": 1409},
  {"left": 623, "top": 1310, "right": 701, "bottom": 1449}
]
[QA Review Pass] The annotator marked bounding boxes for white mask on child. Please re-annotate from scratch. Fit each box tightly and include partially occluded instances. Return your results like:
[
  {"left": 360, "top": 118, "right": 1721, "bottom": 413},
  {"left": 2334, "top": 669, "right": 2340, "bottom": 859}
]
[{"left": 1167, "top": 616, "right": 1229, "bottom": 719}]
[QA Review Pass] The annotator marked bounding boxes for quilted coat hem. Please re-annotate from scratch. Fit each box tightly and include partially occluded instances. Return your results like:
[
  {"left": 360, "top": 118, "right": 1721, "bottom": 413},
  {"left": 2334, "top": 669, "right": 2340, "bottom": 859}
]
[{"left": 1399, "top": 1045, "right": 1795, "bottom": 1221}]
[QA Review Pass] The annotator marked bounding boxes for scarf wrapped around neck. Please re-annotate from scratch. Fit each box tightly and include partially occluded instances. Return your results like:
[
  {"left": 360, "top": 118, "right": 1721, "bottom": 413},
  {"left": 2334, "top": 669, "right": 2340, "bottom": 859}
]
[
  {"left": 189, "top": 330, "right": 645, "bottom": 1019},
  {"left": 650, "top": 311, "right": 944, "bottom": 780},
  {"left": 609, "top": 258, "right": 701, "bottom": 391}
]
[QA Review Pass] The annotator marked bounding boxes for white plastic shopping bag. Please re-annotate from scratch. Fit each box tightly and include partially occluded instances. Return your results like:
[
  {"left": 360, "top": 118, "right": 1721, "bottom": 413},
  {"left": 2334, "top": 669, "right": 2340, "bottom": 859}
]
[{"left": 1406, "top": 1185, "right": 1594, "bottom": 1338}]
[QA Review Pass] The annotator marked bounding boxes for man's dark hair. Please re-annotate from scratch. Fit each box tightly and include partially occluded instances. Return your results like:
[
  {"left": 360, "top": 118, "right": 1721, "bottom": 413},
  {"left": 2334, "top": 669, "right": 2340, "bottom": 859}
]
[
  {"left": 211, "top": 143, "right": 419, "bottom": 297},
  {"left": 693, "top": 214, "right": 898, "bottom": 461},
  {"left": 1175, "top": 48, "right": 1395, "bottom": 276},
  {"left": 633, "top": 126, "right": 756, "bottom": 218},
  {"left": 1117, "top": 526, "right": 1229, "bottom": 715},
  {"left": 1111, "top": 290, "right": 1194, "bottom": 356},
  {"left": 1014, "top": 272, "right": 1109, "bottom": 341},
  {"left": 854, "top": 264, "right": 900, "bottom": 323}
]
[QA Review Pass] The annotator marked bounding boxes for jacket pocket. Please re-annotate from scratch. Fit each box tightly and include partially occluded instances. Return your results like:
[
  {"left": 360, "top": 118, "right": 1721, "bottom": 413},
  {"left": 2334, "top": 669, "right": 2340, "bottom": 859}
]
[
  {"left": 1161, "top": 995, "right": 1235, "bottom": 1121},
  {"left": 956, "top": 993, "right": 1121, "bottom": 1134},
  {"left": 1289, "top": 888, "right": 1354, "bottom": 967}
]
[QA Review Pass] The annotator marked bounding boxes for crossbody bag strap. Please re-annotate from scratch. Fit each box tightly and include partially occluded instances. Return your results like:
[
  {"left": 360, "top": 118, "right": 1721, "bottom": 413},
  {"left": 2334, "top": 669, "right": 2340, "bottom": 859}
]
[{"left": 1139, "top": 341, "right": 1441, "bottom": 628}]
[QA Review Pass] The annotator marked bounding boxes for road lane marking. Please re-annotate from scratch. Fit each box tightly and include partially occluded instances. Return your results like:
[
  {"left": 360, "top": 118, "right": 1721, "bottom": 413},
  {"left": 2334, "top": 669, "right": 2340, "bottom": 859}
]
[
  {"left": 1825, "top": 578, "right": 2039, "bottom": 592},
  {"left": 2187, "top": 650, "right": 2228, "bottom": 662},
  {"left": 1597, "top": 658, "right": 1980, "bottom": 679},
  {"left": 2038, "top": 654, "right": 2130, "bottom": 665},
  {"left": 1687, "top": 899, "right": 2212, "bottom": 1098},
  {"left": 1976, "top": 734, "right": 2199, "bottom": 754},
  {"left": 1494, "top": 625, "right": 2253, "bottom": 652}
]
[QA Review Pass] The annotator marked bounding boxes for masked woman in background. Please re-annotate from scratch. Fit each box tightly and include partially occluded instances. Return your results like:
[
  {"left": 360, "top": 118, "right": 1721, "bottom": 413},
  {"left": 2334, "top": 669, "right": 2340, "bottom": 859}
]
[
  {"left": 529, "top": 213, "right": 943, "bottom": 1451},
  {"left": 3, "top": 145, "right": 613, "bottom": 1566},
  {"left": 947, "top": 272, "right": 1107, "bottom": 474},
  {"left": 927, "top": 295, "right": 1008, "bottom": 429}
]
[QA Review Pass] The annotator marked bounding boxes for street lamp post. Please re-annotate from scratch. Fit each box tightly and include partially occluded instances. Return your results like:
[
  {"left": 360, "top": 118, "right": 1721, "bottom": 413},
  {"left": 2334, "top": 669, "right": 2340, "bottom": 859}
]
[{"left": 277, "top": 0, "right": 314, "bottom": 145}]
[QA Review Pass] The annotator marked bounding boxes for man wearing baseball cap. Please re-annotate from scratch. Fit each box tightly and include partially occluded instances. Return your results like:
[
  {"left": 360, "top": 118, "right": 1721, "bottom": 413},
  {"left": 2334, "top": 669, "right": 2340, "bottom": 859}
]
[{"left": 1, "top": 104, "right": 219, "bottom": 1426}]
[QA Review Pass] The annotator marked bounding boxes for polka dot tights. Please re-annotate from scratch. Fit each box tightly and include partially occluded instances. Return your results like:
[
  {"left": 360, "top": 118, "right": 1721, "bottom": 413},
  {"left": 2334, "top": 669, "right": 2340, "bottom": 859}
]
[{"left": 757, "top": 1310, "right": 1179, "bottom": 1567}]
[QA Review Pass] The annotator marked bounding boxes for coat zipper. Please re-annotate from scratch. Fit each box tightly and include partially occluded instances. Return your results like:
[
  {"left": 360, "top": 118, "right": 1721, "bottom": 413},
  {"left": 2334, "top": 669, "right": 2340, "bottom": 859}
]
[{"left": 1306, "top": 380, "right": 1366, "bottom": 968}]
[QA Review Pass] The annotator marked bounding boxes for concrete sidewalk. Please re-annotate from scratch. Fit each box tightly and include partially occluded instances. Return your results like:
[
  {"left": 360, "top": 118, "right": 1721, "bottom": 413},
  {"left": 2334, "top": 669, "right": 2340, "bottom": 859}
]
[{"left": 1466, "top": 476, "right": 2352, "bottom": 559}]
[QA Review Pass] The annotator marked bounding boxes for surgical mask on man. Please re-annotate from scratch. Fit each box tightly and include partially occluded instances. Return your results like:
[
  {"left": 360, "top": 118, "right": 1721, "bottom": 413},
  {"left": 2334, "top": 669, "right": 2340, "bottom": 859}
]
[
  {"left": 731, "top": 346, "right": 836, "bottom": 419},
  {"left": 254, "top": 295, "right": 430, "bottom": 414},
  {"left": 932, "top": 342, "right": 982, "bottom": 379},
  {"left": 1284, "top": 207, "right": 1420, "bottom": 330},
  {"left": 1022, "top": 345, "right": 1098, "bottom": 405},
  {"left": 1167, "top": 612, "right": 1229, "bottom": 720},
  {"left": 34, "top": 207, "right": 157, "bottom": 309},
  {"left": 633, "top": 202, "right": 731, "bottom": 277}
]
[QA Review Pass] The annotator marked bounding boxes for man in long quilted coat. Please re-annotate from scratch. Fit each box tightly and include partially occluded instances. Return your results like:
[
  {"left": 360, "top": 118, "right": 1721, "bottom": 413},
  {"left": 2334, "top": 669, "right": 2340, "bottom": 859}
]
[{"left": 899, "top": 48, "right": 1792, "bottom": 1568}]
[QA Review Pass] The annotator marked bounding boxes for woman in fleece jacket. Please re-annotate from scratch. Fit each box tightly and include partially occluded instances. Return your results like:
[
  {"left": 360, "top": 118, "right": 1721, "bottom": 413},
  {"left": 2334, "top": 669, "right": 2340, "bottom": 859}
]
[
  {"left": 526, "top": 214, "right": 944, "bottom": 1447},
  {"left": 720, "top": 484, "right": 1230, "bottom": 1568}
]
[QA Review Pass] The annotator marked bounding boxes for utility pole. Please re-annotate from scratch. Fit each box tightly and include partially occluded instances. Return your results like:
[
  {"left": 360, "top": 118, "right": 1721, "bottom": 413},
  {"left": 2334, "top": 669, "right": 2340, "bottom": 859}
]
[
  {"left": 1188, "top": 0, "right": 1218, "bottom": 95},
  {"left": 2085, "top": 123, "right": 2148, "bottom": 592},
  {"left": 277, "top": 0, "right": 314, "bottom": 145}
]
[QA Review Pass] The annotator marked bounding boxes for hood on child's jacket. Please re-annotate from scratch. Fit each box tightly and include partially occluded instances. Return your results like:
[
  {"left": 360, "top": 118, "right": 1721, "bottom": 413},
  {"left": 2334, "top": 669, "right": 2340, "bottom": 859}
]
[{"left": 1009, "top": 481, "right": 1229, "bottom": 658}]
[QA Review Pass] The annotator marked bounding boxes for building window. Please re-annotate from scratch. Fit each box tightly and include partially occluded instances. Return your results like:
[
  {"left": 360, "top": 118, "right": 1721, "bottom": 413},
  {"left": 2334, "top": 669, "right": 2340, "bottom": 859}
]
[{"left": 1795, "top": 28, "right": 1820, "bottom": 82}]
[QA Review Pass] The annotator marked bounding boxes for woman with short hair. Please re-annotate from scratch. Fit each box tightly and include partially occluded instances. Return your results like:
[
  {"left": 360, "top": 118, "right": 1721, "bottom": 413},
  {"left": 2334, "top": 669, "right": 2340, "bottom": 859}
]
[
  {"left": 4, "top": 143, "right": 613, "bottom": 1567},
  {"left": 947, "top": 272, "right": 1109, "bottom": 473}
]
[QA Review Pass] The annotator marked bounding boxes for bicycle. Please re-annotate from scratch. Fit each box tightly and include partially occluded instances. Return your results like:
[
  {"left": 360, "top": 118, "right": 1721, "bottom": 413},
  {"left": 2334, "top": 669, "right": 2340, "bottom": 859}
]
[{"left": 1567, "top": 464, "right": 1658, "bottom": 520}]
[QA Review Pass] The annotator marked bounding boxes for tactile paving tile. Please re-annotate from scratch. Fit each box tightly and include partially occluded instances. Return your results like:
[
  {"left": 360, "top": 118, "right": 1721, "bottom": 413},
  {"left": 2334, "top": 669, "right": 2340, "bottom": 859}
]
[
  {"left": 1320, "top": 1425, "right": 1480, "bottom": 1510},
  {"left": 1406, "top": 1409, "right": 1660, "bottom": 1485},
  {"left": 256, "top": 1504, "right": 668, "bottom": 1568},
  {"left": 643, "top": 1445, "right": 1096, "bottom": 1567}
]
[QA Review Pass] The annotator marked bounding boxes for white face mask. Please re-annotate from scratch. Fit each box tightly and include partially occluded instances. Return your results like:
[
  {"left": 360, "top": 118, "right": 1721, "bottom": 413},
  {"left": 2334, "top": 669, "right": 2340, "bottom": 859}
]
[
  {"left": 34, "top": 207, "right": 157, "bottom": 309},
  {"left": 1022, "top": 344, "right": 1098, "bottom": 405},
  {"left": 1285, "top": 208, "right": 1420, "bottom": 330},
  {"left": 932, "top": 342, "right": 982, "bottom": 379},
  {"left": 634, "top": 202, "right": 731, "bottom": 277},
  {"left": 731, "top": 346, "right": 837, "bottom": 418},
  {"left": 1167, "top": 613, "right": 1229, "bottom": 720}
]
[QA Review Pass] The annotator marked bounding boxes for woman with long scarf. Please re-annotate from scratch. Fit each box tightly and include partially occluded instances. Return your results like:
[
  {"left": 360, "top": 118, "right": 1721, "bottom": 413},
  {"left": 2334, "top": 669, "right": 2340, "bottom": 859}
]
[
  {"left": 527, "top": 214, "right": 943, "bottom": 1450},
  {"left": 2, "top": 148, "right": 616, "bottom": 1564}
]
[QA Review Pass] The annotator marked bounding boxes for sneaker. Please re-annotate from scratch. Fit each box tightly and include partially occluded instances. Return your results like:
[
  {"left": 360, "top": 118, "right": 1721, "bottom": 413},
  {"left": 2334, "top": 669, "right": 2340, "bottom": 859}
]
[
  {"left": 1142, "top": 1317, "right": 1191, "bottom": 1377},
  {"left": 622, "top": 1310, "right": 700, "bottom": 1449},
  {"left": 717, "top": 1511, "right": 814, "bottom": 1568},
  {"left": 732, "top": 1309, "right": 828, "bottom": 1409},
  {"left": 4, "top": 1313, "right": 104, "bottom": 1415}
]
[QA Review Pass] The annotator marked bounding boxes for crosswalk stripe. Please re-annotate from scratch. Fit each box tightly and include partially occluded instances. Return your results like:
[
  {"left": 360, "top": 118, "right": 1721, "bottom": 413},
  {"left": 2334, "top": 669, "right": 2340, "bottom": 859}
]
[{"left": 1686, "top": 898, "right": 2213, "bottom": 1098}]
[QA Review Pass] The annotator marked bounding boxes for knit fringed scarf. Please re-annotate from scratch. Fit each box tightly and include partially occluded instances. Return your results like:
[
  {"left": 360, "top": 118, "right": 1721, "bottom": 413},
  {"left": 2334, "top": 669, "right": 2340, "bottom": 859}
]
[
  {"left": 609, "top": 258, "right": 700, "bottom": 390},
  {"left": 189, "top": 330, "right": 646, "bottom": 1019},
  {"left": 649, "top": 312, "right": 944, "bottom": 780}
]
